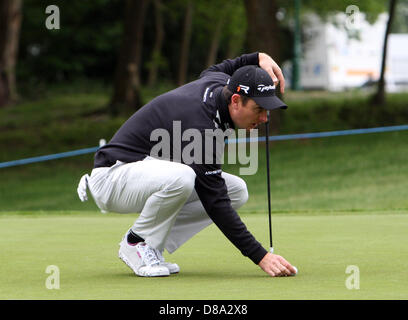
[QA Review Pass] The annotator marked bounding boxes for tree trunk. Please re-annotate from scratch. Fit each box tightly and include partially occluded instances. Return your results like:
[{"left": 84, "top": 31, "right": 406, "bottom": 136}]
[
  {"left": 244, "top": 0, "right": 282, "bottom": 134},
  {"left": 177, "top": 0, "right": 193, "bottom": 86},
  {"left": 147, "top": 0, "right": 165, "bottom": 87},
  {"left": 0, "top": 0, "right": 22, "bottom": 108},
  {"left": 371, "top": 0, "right": 397, "bottom": 106},
  {"left": 205, "top": 13, "right": 224, "bottom": 68},
  {"left": 110, "top": 0, "right": 150, "bottom": 116},
  {"left": 244, "top": 0, "right": 281, "bottom": 63}
]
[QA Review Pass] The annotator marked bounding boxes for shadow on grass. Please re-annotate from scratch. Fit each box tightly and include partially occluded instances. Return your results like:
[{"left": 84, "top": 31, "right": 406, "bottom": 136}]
[
  {"left": 174, "top": 270, "right": 269, "bottom": 280},
  {"left": 104, "top": 270, "right": 271, "bottom": 281}
]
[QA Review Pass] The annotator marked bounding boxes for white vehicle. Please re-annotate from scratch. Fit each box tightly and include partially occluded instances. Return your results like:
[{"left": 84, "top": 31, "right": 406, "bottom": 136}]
[{"left": 291, "top": 12, "right": 408, "bottom": 92}]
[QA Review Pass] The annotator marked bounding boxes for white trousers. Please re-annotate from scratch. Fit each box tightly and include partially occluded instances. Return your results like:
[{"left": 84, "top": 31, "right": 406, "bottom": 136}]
[{"left": 86, "top": 157, "right": 248, "bottom": 253}]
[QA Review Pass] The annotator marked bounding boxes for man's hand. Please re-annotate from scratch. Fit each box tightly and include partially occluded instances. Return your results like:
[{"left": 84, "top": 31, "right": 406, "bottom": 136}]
[
  {"left": 258, "top": 252, "right": 297, "bottom": 277},
  {"left": 258, "top": 52, "right": 285, "bottom": 94}
]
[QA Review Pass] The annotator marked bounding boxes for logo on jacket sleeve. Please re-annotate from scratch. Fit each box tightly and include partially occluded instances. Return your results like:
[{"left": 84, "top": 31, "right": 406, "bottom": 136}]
[{"left": 205, "top": 169, "right": 222, "bottom": 175}]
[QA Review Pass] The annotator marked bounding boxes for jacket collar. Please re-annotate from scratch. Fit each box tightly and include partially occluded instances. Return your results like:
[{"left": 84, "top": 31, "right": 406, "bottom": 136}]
[{"left": 214, "top": 87, "right": 235, "bottom": 131}]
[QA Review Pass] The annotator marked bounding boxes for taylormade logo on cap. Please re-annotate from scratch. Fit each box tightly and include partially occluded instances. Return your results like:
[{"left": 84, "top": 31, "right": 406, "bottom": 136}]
[{"left": 257, "top": 84, "right": 275, "bottom": 92}]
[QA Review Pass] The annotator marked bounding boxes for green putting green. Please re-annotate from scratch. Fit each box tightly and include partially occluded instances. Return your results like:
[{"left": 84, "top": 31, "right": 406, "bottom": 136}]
[{"left": 1, "top": 211, "right": 407, "bottom": 300}]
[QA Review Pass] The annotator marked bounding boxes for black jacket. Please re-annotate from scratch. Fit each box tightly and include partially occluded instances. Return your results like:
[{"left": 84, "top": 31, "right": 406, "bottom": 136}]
[{"left": 94, "top": 52, "right": 268, "bottom": 264}]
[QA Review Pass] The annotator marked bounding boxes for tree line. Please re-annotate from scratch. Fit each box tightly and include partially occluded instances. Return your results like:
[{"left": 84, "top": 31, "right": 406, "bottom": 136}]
[{"left": 0, "top": 0, "right": 396, "bottom": 115}]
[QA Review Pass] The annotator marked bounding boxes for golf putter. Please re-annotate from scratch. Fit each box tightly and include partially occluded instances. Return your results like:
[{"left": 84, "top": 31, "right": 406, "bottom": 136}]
[
  {"left": 265, "top": 111, "right": 274, "bottom": 254},
  {"left": 265, "top": 111, "right": 298, "bottom": 275}
]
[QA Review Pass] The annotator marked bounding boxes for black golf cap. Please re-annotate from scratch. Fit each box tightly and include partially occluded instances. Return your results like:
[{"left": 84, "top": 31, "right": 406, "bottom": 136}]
[{"left": 227, "top": 65, "right": 288, "bottom": 110}]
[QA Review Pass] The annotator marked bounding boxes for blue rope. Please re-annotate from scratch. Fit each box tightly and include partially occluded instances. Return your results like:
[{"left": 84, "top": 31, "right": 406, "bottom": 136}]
[
  {"left": 226, "top": 124, "right": 408, "bottom": 144},
  {"left": 1, "top": 124, "right": 407, "bottom": 169},
  {"left": 0, "top": 147, "right": 99, "bottom": 169}
]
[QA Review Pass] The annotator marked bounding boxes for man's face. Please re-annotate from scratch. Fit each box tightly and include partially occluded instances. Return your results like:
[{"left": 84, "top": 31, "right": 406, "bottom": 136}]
[{"left": 229, "top": 94, "right": 268, "bottom": 130}]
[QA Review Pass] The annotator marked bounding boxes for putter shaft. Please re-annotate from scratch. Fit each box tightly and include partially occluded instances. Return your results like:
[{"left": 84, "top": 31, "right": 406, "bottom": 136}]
[{"left": 265, "top": 113, "right": 273, "bottom": 250}]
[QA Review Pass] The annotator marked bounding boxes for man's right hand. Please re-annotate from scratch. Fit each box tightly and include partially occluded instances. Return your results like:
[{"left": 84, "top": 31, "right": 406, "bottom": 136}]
[{"left": 258, "top": 252, "right": 297, "bottom": 277}]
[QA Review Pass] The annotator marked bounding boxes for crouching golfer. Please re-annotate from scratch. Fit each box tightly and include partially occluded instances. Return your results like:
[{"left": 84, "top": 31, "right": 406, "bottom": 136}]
[{"left": 77, "top": 52, "right": 297, "bottom": 277}]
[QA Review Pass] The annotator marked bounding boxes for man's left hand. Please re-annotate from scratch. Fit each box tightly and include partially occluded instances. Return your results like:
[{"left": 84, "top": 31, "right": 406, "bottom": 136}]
[{"left": 258, "top": 52, "right": 285, "bottom": 94}]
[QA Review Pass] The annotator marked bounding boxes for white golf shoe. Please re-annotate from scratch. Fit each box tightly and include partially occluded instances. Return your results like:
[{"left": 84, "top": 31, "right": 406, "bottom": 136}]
[
  {"left": 153, "top": 248, "right": 180, "bottom": 274},
  {"left": 118, "top": 239, "right": 170, "bottom": 277}
]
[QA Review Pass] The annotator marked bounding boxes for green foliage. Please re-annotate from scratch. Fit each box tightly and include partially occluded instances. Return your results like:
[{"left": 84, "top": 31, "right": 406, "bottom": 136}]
[
  {"left": 280, "top": 91, "right": 408, "bottom": 134},
  {"left": 18, "top": 0, "right": 123, "bottom": 83},
  {"left": 142, "top": 0, "right": 248, "bottom": 82},
  {"left": 2, "top": 84, "right": 407, "bottom": 163},
  {"left": 17, "top": 0, "right": 249, "bottom": 87},
  {"left": 0, "top": 84, "right": 124, "bottom": 161},
  {"left": 15, "top": 0, "right": 393, "bottom": 92},
  {"left": 391, "top": 0, "right": 408, "bottom": 33},
  {"left": 1, "top": 85, "right": 407, "bottom": 219},
  {"left": 221, "top": 2, "right": 249, "bottom": 53}
]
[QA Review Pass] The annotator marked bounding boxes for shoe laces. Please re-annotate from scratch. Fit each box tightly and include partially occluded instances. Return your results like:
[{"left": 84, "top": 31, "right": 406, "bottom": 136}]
[
  {"left": 153, "top": 248, "right": 165, "bottom": 263},
  {"left": 137, "top": 243, "right": 161, "bottom": 266}
]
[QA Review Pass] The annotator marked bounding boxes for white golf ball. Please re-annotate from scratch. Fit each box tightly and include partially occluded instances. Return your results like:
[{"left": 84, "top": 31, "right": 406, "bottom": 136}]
[{"left": 292, "top": 266, "right": 298, "bottom": 275}]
